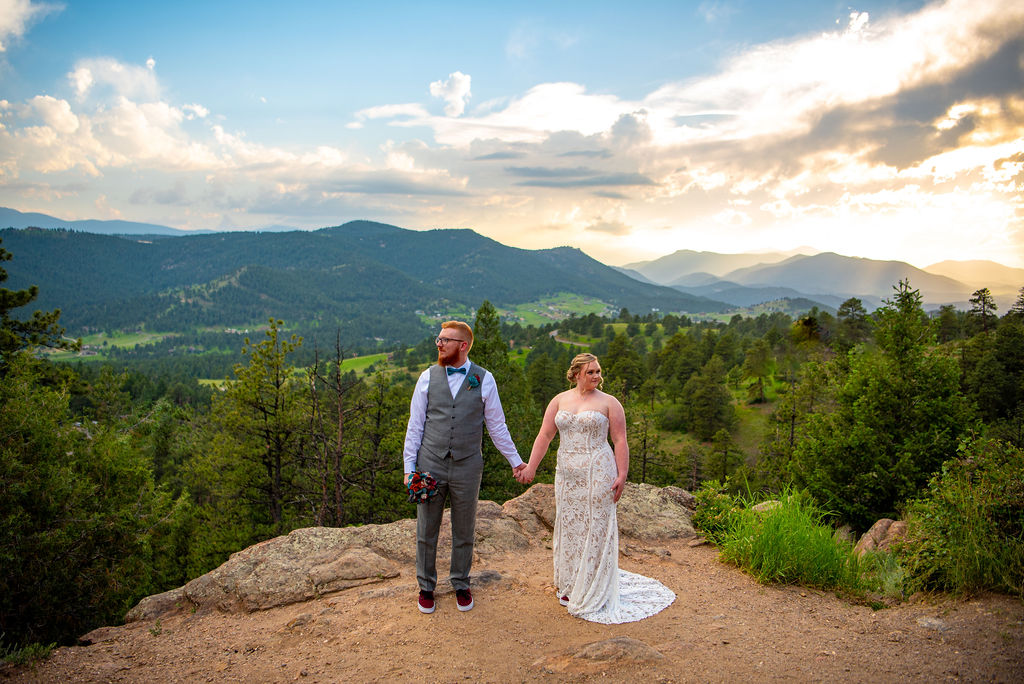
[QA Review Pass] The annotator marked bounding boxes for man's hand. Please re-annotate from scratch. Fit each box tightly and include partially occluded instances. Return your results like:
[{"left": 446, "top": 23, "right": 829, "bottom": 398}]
[
  {"left": 405, "top": 472, "right": 415, "bottom": 488},
  {"left": 512, "top": 463, "right": 528, "bottom": 484}
]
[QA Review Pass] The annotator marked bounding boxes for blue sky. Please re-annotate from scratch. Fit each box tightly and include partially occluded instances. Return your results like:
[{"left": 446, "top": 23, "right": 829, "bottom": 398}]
[{"left": 1, "top": 0, "right": 1022, "bottom": 267}]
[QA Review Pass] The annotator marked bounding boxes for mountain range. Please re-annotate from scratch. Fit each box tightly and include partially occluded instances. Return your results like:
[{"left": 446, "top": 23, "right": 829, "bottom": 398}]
[
  {"left": 0, "top": 220, "right": 726, "bottom": 347},
  {"left": 4, "top": 208, "right": 1022, "bottom": 344},
  {"left": 625, "top": 249, "right": 1024, "bottom": 311}
]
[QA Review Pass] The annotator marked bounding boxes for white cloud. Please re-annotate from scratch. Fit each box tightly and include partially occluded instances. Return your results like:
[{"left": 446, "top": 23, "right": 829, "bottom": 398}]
[
  {"left": 3, "top": 1, "right": 1022, "bottom": 267},
  {"left": 429, "top": 71, "right": 471, "bottom": 117},
  {"left": 0, "top": 0, "right": 61, "bottom": 52},
  {"left": 643, "top": 0, "right": 1024, "bottom": 146},
  {"left": 352, "top": 103, "right": 430, "bottom": 123},
  {"left": 27, "top": 95, "right": 78, "bottom": 134},
  {"left": 68, "top": 57, "right": 161, "bottom": 101},
  {"left": 182, "top": 103, "right": 209, "bottom": 120}
]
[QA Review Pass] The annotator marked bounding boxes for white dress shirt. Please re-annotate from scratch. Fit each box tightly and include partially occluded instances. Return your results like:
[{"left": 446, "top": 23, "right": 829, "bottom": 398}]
[{"left": 402, "top": 359, "right": 523, "bottom": 474}]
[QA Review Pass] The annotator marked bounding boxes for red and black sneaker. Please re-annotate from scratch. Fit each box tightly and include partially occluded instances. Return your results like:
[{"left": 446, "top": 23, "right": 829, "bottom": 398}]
[
  {"left": 418, "top": 590, "right": 435, "bottom": 614},
  {"left": 455, "top": 588, "right": 474, "bottom": 612}
]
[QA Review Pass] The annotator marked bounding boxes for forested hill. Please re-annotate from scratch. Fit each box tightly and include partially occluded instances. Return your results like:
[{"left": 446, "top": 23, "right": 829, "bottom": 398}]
[{"left": 0, "top": 222, "right": 727, "bottom": 344}]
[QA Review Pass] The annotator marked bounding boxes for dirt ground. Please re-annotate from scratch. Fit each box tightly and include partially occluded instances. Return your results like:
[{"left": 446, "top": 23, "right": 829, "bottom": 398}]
[{"left": 5, "top": 540, "right": 1023, "bottom": 683}]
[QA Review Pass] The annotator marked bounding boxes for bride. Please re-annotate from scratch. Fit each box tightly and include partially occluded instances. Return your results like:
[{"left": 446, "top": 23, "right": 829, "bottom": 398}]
[{"left": 517, "top": 353, "right": 675, "bottom": 624}]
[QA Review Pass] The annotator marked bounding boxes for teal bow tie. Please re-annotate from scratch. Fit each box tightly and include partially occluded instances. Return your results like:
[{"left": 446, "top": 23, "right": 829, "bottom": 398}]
[{"left": 447, "top": 367, "right": 467, "bottom": 375}]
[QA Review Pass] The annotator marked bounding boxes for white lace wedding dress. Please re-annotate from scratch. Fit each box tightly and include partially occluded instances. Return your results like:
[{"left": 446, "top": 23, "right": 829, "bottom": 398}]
[{"left": 553, "top": 409, "right": 676, "bottom": 624}]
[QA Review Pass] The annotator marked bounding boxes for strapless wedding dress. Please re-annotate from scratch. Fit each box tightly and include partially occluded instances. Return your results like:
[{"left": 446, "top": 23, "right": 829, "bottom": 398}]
[{"left": 553, "top": 409, "right": 675, "bottom": 624}]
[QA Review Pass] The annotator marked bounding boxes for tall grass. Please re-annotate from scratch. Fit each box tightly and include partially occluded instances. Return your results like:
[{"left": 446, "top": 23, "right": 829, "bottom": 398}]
[
  {"left": 718, "top": 490, "right": 861, "bottom": 591},
  {"left": 693, "top": 483, "right": 903, "bottom": 601},
  {"left": 1, "top": 638, "right": 55, "bottom": 666}
]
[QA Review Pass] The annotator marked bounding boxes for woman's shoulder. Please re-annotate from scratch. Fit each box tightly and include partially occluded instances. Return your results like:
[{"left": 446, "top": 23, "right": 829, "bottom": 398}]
[
  {"left": 597, "top": 390, "right": 624, "bottom": 410},
  {"left": 548, "top": 390, "right": 571, "bottom": 408}
]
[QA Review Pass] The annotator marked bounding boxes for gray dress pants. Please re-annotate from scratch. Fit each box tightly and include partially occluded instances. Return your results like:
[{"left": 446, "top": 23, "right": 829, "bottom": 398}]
[{"left": 415, "top": 449, "right": 483, "bottom": 592}]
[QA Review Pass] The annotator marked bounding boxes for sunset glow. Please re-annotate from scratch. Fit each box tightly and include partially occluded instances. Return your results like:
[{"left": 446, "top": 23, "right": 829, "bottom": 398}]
[{"left": 0, "top": 0, "right": 1021, "bottom": 267}]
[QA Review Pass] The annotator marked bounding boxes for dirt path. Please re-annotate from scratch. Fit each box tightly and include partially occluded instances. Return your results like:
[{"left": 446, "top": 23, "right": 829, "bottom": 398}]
[{"left": 6, "top": 540, "right": 1023, "bottom": 683}]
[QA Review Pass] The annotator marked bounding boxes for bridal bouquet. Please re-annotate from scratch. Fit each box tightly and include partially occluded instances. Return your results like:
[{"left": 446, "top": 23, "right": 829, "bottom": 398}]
[{"left": 406, "top": 470, "right": 439, "bottom": 503}]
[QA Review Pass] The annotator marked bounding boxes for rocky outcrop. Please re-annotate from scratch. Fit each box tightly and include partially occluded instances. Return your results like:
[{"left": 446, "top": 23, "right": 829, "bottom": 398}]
[
  {"left": 854, "top": 518, "right": 908, "bottom": 556},
  {"left": 126, "top": 482, "right": 695, "bottom": 622}
]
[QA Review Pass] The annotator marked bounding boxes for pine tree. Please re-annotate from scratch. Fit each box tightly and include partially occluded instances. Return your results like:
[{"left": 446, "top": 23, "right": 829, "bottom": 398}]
[
  {"left": 473, "top": 301, "right": 536, "bottom": 501},
  {"left": 969, "top": 287, "right": 998, "bottom": 333},
  {"left": 0, "top": 238, "right": 79, "bottom": 370}
]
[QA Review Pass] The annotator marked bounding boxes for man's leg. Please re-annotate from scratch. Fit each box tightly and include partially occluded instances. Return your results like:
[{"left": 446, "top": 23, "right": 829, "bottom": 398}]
[
  {"left": 447, "top": 455, "right": 483, "bottom": 591},
  {"left": 416, "top": 452, "right": 449, "bottom": 593}
]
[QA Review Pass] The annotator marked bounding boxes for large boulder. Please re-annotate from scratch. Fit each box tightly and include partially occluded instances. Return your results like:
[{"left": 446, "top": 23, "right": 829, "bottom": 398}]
[
  {"left": 616, "top": 483, "right": 697, "bottom": 540},
  {"left": 126, "top": 482, "right": 694, "bottom": 621}
]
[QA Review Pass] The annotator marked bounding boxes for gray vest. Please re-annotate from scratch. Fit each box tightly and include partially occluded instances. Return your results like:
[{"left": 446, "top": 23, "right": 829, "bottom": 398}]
[{"left": 419, "top": 363, "right": 486, "bottom": 462}]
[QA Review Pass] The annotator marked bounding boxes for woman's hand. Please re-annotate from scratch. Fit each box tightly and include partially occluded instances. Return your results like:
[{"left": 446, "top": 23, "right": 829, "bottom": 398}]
[
  {"left": 517, "top": 464, "right": 537, "bottom": 484},
  {"left": 611, "top": 475, "right": 626, "bottom": 502}
]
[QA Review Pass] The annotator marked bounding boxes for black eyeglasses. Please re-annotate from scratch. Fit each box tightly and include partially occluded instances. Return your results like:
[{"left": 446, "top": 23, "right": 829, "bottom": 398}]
[{"left": 435, "top": 336, "right": 465, "bottom": 345}]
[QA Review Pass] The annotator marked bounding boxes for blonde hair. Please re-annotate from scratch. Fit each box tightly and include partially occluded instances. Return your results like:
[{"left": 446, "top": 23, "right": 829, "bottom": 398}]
[
  {"left": 566, "top": 352, "right": 600, "bottom": 386},
  {"left": 442, "top": 320, "right": 474, "bottom": 351}
]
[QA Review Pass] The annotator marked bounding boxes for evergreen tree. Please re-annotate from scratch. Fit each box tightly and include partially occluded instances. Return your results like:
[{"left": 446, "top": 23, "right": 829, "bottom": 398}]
[
  {"left": 473, "top": 301, "right": 536, "bottom": 501},
  {"left": 213, "top": 319, "right": 309, "bottom": 532},
  {"left": 337, "top": 366, "right": 409, "bottom": 524},
  {"left": 969, "top": 287, "right": 998, "bottom": 333},
  {"left": 0, "top": 355, "right": 181, "bottom": 646},
  {"left": 603, "top": 332, "right": 644, "bottom": 396},
  {"left": 526, "top": 352, "right": 564, "bottom": 409},
  {"left": 835, "top": 297, "right": 872, "bottom": 350},
  {"left": 935, "top": 304, "right": 962, "bottom": 343},
  {"left": 790, "top": 281, "right": 975, "bottom": 530},
  {"left": 706, "top": 428, "right": 743, "bottom": 483},
  {"left": 741, "top": 337, "right": 773, "bottom": 404},
  {"left": 1007, "top": 287, "right": 1024, "bottom": 320},
  {"left": 680, "top": 355, "right": 735, "bottom": 440},
  {"left": 0, "top": 239, "right": 79, "bottom": 371}
]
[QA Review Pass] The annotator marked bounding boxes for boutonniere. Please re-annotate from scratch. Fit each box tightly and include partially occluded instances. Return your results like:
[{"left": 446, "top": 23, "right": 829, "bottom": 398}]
[{"left": 467, "top": 373, "right": 481, "bottom": 389}]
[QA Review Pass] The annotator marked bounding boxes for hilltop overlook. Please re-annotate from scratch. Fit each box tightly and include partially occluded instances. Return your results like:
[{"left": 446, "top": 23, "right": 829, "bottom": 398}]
[{"left": 7, "top": 484, "right": 1022, "bottom": 683}]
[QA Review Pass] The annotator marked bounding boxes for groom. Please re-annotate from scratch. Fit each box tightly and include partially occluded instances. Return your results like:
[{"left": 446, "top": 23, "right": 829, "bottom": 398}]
[{"left": 402, "top": 320, "right": 525, "bottom": 614}]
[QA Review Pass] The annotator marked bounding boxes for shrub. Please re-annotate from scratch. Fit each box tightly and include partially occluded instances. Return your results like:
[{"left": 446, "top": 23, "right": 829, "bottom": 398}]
[
  {"left": 692, "top": 481, "right": 743, "bottom": 546},
  {"left": 898, "top": 437, "right": 1024, "bottom": 597}
]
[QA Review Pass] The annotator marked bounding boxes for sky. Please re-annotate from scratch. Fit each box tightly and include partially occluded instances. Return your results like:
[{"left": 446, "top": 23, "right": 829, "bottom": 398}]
[{"left": 1, "top": 0, "right": 1022, "bottom": 268}]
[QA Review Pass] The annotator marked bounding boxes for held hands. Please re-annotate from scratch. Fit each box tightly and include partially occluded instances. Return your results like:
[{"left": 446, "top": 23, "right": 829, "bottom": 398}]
[{"left": 513, "top": 463, "right": 534, "bottom": 485}]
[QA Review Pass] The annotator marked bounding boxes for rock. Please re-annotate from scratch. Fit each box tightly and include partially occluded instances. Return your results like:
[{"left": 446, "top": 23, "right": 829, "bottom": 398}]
[
  {"left": 916, "top": 617, "right": 950, "bottom": 632},
  {"left": 616, "top": 483, "right": 696, "bottom": 540},
  {"left": 534, "top": 636, "right": 664, "bottom": 673},
  {"left": 473, "top": 500, "right": 532, "bottom": 555},
  {"left": 854, "top": 519, "right": 908, "bottom": 556},
  {"left": 126, "top": 586, "right": 191, "bottom": 622},
  {"left": 78, "top": 626, "right": 123, "bottom": 646},
  {"left": 126, "top": 483, "right": 696, "bottom": 621},
  {"left": 751, "top": 500, "right": 781, "bottom": 513},
  {"left": 660, "top": 485, "right": 697, "bottom": 511},
  {"left": 877, "top": 521, "right": 907, "bottom": 551},
  {"left": 501, "top": 483, "right": 556, "bottom": 536}
]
